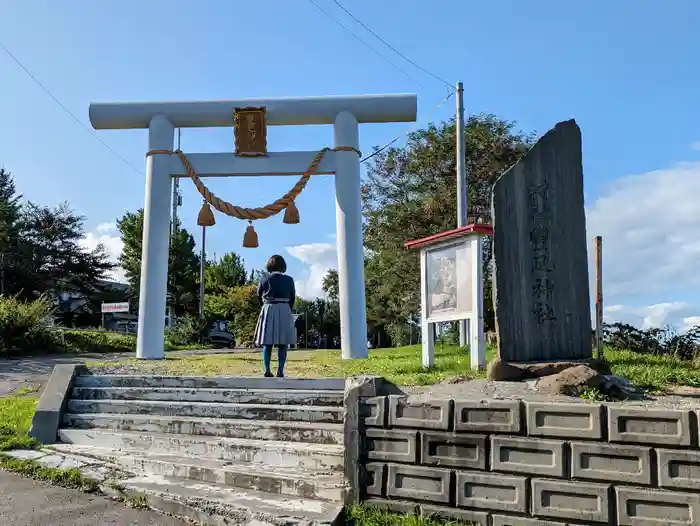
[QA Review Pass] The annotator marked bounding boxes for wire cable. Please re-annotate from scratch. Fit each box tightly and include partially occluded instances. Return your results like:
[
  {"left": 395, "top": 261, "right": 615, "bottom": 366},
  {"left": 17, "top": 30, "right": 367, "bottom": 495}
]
[
  {"left": 360, "top": 90, "right": 454, "bottom": 164},
  {"left": 329, "top": 0, "right": 452, "bottom": 90},
  {"left": 306, "top": 0, "right": 427, "bottom": 90},
  {"left": 0, "top": 41, "right": 144, "bottom": 175}
]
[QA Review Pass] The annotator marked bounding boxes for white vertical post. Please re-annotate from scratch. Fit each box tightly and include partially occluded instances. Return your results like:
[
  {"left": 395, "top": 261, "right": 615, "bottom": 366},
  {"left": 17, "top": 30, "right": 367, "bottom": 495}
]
[
  {"left": 136, "top": 114, "right": 174, "bottom": 360},
  {"left": 470, "top": 235, "right": 486, "bottom": 369},
  {"left": 334, "top": 111, "right": 368, "bottom": 360},
  {"left": 420, "top": 249, "right": 434, "bottom": 368}
]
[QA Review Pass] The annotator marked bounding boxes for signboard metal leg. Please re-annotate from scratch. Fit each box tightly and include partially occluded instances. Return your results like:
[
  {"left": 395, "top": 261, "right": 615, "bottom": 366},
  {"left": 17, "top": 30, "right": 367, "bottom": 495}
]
[
  {"left": 471, "top": 235, "right": 486, "bottom": 369},
  {"left": 422, "top": 321, "right": 435, "bottom": 369},
  {"left": 420, "top": 250, "right": 434, "bottom": 368}
]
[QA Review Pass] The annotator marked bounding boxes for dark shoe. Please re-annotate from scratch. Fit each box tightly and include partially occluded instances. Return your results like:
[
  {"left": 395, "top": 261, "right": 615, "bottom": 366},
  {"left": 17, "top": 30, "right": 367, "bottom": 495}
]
[
  {"left": 264, "top": 371, "right": 273, "bottom": 378},
  {"left": 276, "top": 372, "right": 284, "bottom": 378}
]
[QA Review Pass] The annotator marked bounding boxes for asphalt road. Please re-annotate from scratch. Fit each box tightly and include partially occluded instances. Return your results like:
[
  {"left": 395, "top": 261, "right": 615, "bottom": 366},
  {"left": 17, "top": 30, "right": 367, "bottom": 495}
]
[{"left": 0, "top": 470, "right": 187, "bottom": 525}]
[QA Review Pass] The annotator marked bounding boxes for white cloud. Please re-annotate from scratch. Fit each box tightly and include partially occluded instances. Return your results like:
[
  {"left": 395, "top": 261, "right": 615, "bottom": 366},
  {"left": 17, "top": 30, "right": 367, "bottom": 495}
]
[
  {"left": 682, "top": 316, "right": 700, "bottom": 332},
  {"left": 285, "top": 242, "right": 337, "bottom": 299},
  {"left": 586, "top": 161, "right": 700, "bottom": 300},
  {"left": 601, "top": 302, "right": 697, "bottom": 330},
  {"left": 80, "top": 223, "right": 126, "bottom": 283}
]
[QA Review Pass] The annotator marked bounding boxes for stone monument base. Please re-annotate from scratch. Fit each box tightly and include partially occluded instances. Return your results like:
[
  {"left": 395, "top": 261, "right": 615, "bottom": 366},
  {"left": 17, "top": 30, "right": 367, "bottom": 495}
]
[{"left": 487, "top": 357, "right": 638, "bottom": 398}]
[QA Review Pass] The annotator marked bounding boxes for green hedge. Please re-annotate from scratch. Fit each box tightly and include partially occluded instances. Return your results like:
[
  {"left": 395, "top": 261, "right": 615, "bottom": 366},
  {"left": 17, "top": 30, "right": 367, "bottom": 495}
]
[
  {"left": 0, "top": 295, "right": 210, "bottom": 356},
  {"left": 50, "top": 329, "right": 136, "bottom": 354}
]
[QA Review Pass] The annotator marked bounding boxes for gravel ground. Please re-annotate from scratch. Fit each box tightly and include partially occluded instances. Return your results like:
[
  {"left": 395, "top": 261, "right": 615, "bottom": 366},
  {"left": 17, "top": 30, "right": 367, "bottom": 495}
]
[{"left": 404, "top": 378, "right": 700, "bottom": 409}]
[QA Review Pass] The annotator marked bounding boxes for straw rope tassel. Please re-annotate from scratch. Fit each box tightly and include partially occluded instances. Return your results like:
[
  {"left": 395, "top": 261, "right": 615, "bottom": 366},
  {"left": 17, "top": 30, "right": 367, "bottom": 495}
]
[
  {"left": 146, "top": 146, "right": 360, "bottom": 247},
  {"left": 243, "top": 221, "right": 259, "bottom": 248},
  {"left": 197, "top": 200, "right": 216, "bottom": 227}
]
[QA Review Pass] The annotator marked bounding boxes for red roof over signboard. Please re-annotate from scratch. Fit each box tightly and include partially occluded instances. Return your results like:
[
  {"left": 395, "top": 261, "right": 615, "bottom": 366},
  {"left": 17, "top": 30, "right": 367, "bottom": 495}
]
[{"left": 404, "top": 224, "right": 494, "bottom": 250}]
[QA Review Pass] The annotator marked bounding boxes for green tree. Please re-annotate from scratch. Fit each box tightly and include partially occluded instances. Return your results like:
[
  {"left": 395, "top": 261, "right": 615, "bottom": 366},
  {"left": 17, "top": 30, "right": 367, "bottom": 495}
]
[
  {"left": 117, "top": 210, "right": 199, "bottom": 316},
  {"left": 168, "top": 225, "right": 200, "bottom": 316},
  {"left": 116, "top": 210, "right": 144, "bottom": 298},
  {"left": 294, "top": 296, "right": 340, "bottom": 348},
  {"left": 362, "top": 115, "right": 533, "bottom": 340},
  {"left": 0, "top": 168, "right": 24, "bottom": 296},
  {"left": 322, "top": 269, "right": 339, "bottom": 302},
  {"left": 204, "top": 283, "right": 259, "bottom": 344},
  {"left": 205, "top": 252, "right": 247, "bottom": 294},
  {"left": 20, "top": 201, "right": 114, "bottom": 297}
]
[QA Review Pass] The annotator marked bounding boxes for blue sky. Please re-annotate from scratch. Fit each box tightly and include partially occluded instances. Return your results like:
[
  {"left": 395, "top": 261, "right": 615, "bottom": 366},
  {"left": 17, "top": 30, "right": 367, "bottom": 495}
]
[{"left": 1, "top": 1, "right": 699, "bottom": 327}]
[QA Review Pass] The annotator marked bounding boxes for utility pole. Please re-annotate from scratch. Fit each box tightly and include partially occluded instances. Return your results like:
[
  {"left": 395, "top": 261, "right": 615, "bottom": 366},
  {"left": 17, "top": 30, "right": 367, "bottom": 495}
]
[
  {"left": 169, "top": 129, "right": 182, "bottom": 324},
  {"left": 171, "top": 129, "right": 182, "bottom": 236},
  {"left": 456, "top": 81, "right": 469, "bottom": 348},
  {"left": 199, "top": 223, "right": 206, "bottom": 319}
]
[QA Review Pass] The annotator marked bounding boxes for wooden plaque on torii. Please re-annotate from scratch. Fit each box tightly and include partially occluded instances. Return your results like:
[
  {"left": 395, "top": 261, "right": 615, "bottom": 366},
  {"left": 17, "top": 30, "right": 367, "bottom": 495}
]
[{"left": 233, "top": 107, "right": 268, "bottom": 157}]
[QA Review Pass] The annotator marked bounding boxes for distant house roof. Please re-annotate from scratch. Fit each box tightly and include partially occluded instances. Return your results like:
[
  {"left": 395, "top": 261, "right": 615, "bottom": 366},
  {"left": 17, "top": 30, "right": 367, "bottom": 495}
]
[{"left": 97, "top": 279, "right": 129, "bottom": 291}]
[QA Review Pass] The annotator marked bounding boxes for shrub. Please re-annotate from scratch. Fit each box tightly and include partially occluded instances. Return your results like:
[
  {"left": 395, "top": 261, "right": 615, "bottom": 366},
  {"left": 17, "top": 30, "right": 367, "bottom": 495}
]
[
  {"left": 0, "top": 295, "right": 55, "bottom": 355},
  {"left": 165, "top": 314, "right": 205, "bottom": 347},
  {"left": 51, "top": 329, "right": 136, "bottom": 354},
  {"left": 603, "top": 322, "right": 700, "bottom": 360}
]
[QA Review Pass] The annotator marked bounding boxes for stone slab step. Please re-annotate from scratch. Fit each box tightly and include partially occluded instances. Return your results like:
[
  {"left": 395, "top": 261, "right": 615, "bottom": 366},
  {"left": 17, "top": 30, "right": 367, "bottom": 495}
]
[
  {"left": 74, "top": 375, "right": 346, "bottom": 391},
  {"left": 101, "top": 473, "right": 342, "bottom": 526},
  {"left": 66, "top": 399, "right": 344, "bottom": 423},
  {"left": 57, "top": 429, "right": 344, "bottom": 471},
  {"left": 44, "top": 444, "right": 346, "bottom": 502},
  {"left": 63, "top": 413, "right": 344, "bottom": 444},
  {"left": 71, "top": 386, "right": 344, "bottom": 406}
]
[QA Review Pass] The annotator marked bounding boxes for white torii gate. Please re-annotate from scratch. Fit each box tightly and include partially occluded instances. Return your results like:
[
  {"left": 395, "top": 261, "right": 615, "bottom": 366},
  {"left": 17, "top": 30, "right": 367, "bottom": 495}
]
[{"left": 89, "top": 94, "right": 418, "bottom": 360}]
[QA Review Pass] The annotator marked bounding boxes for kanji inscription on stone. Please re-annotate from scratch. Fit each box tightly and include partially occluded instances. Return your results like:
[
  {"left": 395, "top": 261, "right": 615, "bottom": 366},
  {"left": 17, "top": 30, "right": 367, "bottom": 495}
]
[{"left": 491, "top": 119, "right": 592, "bottom": 362}]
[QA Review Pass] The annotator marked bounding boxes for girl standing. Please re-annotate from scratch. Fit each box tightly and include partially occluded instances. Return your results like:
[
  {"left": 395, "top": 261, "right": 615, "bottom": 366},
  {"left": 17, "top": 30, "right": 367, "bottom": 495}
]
[{"left": 253, "top": 254, "right": 296, "bottom": 377}]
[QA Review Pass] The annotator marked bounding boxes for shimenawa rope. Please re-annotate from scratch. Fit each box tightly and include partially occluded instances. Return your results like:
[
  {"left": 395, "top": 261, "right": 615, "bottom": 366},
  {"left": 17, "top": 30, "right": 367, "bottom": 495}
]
[{"left": 145, "top": 146, "right": 360, "bottom": 247}]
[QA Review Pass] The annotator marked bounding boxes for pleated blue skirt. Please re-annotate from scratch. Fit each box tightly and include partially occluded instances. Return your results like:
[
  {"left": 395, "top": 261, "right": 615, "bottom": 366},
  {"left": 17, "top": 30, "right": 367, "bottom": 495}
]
[{"left": 253, "top": 302, "right": 296, "bottom": 346}]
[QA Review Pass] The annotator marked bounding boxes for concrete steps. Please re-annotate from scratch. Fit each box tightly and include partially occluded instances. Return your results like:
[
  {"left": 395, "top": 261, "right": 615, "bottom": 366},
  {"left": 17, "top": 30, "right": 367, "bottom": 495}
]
[
  {"left": 47, "top": 443, "right": 346, "bottom": 502},
  {"left": 63, "top": 413, "right": 344, "bottom": 444},
  {"left": 57, "top": 374, "right": 347, "bottom": 525},
  {"left": 73, "top": 375, "right": 346, "bottom": 391},
  {"left": 71, "top": 386, "right": 344, "bottom": 406},
  {"left": 66, "top": 399, "right": 344, "bottom": 423},
  {"left": 102, "top": 474, "right": 342, "bottom": 526}
]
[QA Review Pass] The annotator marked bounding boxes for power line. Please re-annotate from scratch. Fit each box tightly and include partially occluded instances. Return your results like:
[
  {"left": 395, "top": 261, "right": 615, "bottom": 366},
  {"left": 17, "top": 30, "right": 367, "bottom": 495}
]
[
  {"left": 0, "top": 41, "right": 144, "bottom": 175},
  {"left": 329, "top": 0, "right": 452, "bottom": 90},
  {"left": 360, "top": 91, "right": 454, "bottom": 164},
  {"left": 306, "top": 0, "right": 427, "bottom": 90}
]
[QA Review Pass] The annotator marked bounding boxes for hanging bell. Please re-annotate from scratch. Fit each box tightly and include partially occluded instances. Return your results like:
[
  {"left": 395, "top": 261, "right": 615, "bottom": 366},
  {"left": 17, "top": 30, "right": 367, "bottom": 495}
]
[
  {"left": 242, "top": 221, "right": 259, "bottom": 248},
  {"left": 283, "top": 199, "right": 300, "bottom": 224},
  {"left": 197, "top": 201, "right": 216, "bottom": 227}
]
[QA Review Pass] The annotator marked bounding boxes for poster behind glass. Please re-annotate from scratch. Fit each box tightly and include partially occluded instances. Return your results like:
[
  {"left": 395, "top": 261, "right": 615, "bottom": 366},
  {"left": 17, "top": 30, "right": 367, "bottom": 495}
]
[{"left": 426, "top": 241, "right": 473, "bottom": 320}]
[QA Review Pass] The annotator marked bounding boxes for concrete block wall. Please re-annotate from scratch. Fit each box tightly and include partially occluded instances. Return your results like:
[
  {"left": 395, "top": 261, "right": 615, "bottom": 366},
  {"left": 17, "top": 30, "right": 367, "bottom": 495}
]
[{"left": 358, "top": 395, "right": 700, "bottom": 525}]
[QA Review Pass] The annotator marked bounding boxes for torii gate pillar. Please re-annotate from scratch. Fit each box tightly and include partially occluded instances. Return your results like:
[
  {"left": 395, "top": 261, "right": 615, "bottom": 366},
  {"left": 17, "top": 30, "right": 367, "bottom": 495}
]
[
  {"left": 334, "top": 111, "right": 367, "bottom": 359},
  {"left": 89, "top": 94, "right": 417, "bottom": 360},
  {"left": 138, "top": 115, "right": 174, "bottom": 359}
]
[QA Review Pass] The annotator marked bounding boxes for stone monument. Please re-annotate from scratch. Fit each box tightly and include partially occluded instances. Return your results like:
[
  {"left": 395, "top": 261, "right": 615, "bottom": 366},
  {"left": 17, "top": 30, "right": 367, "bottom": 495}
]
[{"left": 491, "top": 119, "right": 592, "bottom": 369}]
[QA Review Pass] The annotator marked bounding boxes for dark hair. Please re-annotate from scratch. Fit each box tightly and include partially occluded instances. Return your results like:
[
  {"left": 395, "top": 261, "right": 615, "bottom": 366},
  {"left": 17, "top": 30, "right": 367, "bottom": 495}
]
[{"left": 266, "top": 254, "right": 287, "bottom": 273}]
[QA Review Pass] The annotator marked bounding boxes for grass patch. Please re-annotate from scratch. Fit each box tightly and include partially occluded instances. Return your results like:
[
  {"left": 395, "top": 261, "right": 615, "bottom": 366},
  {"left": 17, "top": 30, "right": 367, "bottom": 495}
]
[
  {"left": 604, "top": 348, "right": 700, "bottom": 393},
  {"left": 0, "top": 455, "right": 99, "bottom": 492},
  {"left": 346, "top": 504, "right": 476, "bottom": 526},
  {"left": 89, "top": 345, "right": 496, "bottom": 386},
  {"left": 0, "top": 391, "right": 38, "bottom": 451},
  {"left": 87, "top": 344, "right": 700, "bottom": 390}
]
